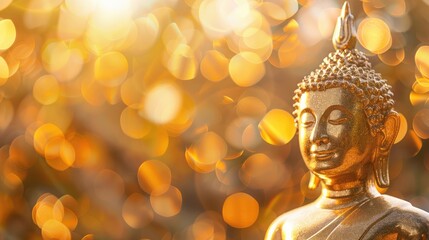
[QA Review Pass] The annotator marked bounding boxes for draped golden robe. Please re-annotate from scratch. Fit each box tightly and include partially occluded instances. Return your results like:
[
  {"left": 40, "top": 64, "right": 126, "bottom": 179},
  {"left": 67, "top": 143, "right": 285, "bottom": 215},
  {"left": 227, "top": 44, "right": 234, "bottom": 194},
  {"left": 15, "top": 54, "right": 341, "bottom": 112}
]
[{"left": 266, "top": 195, "right": 429, "bottom": 240}]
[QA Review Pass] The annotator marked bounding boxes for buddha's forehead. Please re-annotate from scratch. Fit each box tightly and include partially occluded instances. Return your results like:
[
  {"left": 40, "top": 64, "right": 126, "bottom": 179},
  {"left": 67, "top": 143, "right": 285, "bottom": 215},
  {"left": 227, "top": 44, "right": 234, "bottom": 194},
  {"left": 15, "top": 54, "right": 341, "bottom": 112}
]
[{"left": 299, "top": 87, "right": 360, "bottom": 114}]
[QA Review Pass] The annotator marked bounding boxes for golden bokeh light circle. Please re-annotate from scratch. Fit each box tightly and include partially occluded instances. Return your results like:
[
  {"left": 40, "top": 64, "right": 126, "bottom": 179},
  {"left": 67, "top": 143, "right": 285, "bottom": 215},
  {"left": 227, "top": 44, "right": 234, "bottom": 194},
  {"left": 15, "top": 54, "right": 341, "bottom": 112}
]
[
  {"left": 122, "top": 193, "right": 154, "bottom": 228},
  {"left": 0, "top": 19, "right": 16, "bottom": 50},
  {"left": 166, "top": 44, "right": 197, "bottom": 80},
  {"left": 259, "top": 109, "right": 296, "bottom": 145},
  {"left": 33, "top": 123, "right": 64, "bottom": 155},
  {"left": 200, "top": 50, "right": 229, "bottom": 82},
  {"left": 150, "top": 186, "right": 183, "bottom": 217},
  {"left": 44, "top": 137, "right": 75, "bottom": 171},
  {"left": 0, "top": 56, "right": 10, "bottom": 85},
  {"left": 222, "top": 192, "right": 259, "bottom": 228},
  {"left": 143, "top": 83, "right": 183, "bottom": 124},
  {"left": 94, "top": 51, "right": 128, "bottom": 87},
  {"left": 229, "top": 52, "right": 265, "bottom": 87},
  {"left": 185, "top": 131, "right": 228, "bottom": 173},
  {"left": 33, "top": 75, "right": 60, "bottom": 105},
  {"left": 358, "top": 18, "right": 391, "bottom": 54},
  {"left": 415, "top": 46, "right": 429, "bottom": 78},
  {"left": 41, "top": 219, "right": 71, "bottom": 240},
  {"left": 120, "top": 106, "right": 151, "bottom": 139},
  {"left": 137, "top": 160, "right": 172, "bottom": 196},
  {"left": 413, "top": 108, "right": 429, "bottom": 139},
  {"left": 192, "top": 211, "right": 226, "bottom": 240}
]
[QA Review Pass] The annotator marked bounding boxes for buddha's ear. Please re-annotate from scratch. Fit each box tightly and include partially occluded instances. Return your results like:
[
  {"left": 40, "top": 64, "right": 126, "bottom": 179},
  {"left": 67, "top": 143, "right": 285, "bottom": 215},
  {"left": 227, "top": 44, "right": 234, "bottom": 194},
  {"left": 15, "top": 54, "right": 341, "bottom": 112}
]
[
  {"left": 380, "top": 111, "right": 400, "bottom": 153},
  {"left": 373, "top": 111, "right": 400, "bottom": 188}
]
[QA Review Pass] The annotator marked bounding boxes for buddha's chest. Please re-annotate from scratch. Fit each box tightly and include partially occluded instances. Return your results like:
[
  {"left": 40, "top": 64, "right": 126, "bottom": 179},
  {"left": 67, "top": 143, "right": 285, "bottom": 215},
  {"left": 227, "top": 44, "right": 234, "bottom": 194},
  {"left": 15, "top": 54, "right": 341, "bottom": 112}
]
[{"left": 282, "top": 209, "right": 346, "bottom": 239}]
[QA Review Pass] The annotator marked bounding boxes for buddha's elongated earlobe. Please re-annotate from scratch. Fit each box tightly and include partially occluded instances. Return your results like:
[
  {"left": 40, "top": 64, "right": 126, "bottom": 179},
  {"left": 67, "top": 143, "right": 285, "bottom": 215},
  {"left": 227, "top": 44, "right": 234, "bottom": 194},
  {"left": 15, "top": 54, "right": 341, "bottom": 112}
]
[
  {"left": 308, "top": 171, "right": 320, "bottom": 190},
  {"left": 373, "top": 112, "right": 400, "bottom": 188},
  {"left": 374, "top": 156, "right": 389, "bottom": 188}
]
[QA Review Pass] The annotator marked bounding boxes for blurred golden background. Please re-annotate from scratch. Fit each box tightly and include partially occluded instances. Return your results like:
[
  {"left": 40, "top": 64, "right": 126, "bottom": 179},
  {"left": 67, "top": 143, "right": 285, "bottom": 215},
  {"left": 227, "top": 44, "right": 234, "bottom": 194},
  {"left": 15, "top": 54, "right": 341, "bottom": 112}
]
[{"left": 1, "top": 0, "right": 429, "bottom": 239}]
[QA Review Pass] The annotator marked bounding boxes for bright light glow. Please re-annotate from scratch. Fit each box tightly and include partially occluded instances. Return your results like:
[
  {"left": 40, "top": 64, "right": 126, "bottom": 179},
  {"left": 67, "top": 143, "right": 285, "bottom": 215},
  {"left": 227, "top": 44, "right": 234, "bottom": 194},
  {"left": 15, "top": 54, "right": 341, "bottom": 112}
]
[
  {"left": 199, "top": 0, "right": 254, "bottom": 39},
  {"left": 95, "top": 0, "right": 131, "bottom": 16},
  {"left": 143, "top": 83, "right": 183, "bottom": 124}
]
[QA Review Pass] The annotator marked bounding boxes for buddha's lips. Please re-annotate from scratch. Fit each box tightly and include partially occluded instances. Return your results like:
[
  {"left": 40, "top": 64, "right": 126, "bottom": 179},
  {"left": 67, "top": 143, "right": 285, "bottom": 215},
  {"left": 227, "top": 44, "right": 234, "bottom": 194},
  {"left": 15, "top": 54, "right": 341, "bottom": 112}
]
[{"left": 311, "top": 149, "right": 337, "bottom": 160}]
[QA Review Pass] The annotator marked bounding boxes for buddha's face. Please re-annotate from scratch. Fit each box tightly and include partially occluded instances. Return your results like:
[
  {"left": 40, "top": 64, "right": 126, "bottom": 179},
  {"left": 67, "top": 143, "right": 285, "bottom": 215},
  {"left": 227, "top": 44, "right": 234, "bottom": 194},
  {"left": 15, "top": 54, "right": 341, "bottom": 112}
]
[{"left": 298, "top": 87, "right": 376, "bottom": 178}]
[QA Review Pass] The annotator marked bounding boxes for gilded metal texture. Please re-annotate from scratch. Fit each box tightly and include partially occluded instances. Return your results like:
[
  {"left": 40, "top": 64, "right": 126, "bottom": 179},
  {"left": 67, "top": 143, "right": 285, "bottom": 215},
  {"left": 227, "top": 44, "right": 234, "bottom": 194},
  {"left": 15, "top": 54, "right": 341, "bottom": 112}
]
[{"left": 266, "top": 2, "right": 429, "bottom": 239}]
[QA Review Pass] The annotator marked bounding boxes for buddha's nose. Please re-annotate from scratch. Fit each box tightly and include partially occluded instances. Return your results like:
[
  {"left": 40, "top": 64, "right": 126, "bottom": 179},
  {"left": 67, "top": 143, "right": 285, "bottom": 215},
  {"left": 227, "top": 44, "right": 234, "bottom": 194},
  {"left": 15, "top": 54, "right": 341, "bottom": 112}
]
[
  {"left": 313, "top": 136, "right": 329, "bottom": 145},
  {"left": 310, "top": 123, "right": 329, "bottom": 145}
]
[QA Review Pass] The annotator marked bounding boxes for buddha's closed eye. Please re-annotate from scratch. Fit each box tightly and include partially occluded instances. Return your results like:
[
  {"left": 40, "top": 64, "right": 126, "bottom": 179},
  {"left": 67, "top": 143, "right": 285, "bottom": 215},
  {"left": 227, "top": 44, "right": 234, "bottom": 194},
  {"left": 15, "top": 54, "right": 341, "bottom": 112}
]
[
  {"left": 300, "top": 111, "right": 315, "bottom": 128},
  {"left": 328, "top": 109, "right": 350, "bottom": 125}
]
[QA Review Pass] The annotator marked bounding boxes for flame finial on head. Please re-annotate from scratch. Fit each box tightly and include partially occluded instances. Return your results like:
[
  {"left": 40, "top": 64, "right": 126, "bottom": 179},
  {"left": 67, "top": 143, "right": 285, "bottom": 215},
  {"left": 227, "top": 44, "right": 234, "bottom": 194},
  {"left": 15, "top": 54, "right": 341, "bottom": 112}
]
[{"left": 332, "top": 1, "right": 356, "bottom": 50}]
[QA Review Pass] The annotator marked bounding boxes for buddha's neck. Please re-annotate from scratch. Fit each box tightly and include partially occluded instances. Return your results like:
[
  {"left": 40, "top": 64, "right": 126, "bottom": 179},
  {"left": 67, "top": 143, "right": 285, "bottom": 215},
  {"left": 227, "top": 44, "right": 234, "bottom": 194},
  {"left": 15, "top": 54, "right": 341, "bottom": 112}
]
[{"left": 317, "top": 171, "right": 380, "bottom": 209}]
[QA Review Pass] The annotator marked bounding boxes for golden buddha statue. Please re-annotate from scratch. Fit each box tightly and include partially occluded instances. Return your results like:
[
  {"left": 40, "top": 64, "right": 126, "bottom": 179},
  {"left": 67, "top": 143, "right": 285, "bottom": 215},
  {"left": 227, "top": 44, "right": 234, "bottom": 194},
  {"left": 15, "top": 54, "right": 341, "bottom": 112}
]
[{"left": 265, "top": 2, "right": 429, "bottom": 240}]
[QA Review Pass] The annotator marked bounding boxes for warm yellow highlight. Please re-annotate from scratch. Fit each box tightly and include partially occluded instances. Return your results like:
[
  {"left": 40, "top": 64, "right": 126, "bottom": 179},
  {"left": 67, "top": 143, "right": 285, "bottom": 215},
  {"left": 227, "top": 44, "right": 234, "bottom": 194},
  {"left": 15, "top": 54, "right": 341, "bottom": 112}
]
[
  {"left": 65, "top": 0, "right": 95, "bottom": 16},
  {"left": 358, "top": 18, "right": 392, "bottom": 54},
  {"left": 33, "top": 123, "right": 64, "bottom": 155},
  {"left": 41, "top": 219, "right": 71, "bottom": 240},
  {"left": 0, "top": 56, "right": 9, "bottom": 86},
  {"left": 259, "top": 109, "right": 296, "bottom": 145},
  {"left": 143, "top": 83, "right": 182, "bottom": 124},
  {"left": 44, "top": 138, "right": 75, "bottom": 171},
  {"left": 229, "top": 52, "right": 265, "bottom": 87},
  {"left": 378, "top": 48, "right": 404, "bottom": 66},
  {"left": 0, "top": 19, "right": 16, "bottom": 50},
  {"left": 240, "top": 27, "right": 273, "bottom": 62},
  {"left": 133, "top": 15, "right": 159, "bottom": 52},
  {"left": 199, "top": 0, "right": 253, "bottom": 39},
  {"left": 61, "top": 207, "right": 78, "bottom": 231},
  {"left": 222, "top": 192, "right": 259, "bottom": 228},
  {"left": 259, "top": 0, "right": 298, "bottom": 25},
  {"left": 0, "top": 0, "right": 12, "bottom": 11},
  {"left": 415, "top": 46, "right": 429, "bottom": 78},
  {"left": 166, "top": 44, "right": 197, "bottom": 80},
  {"left": 33, "top": 195, "right": 63, "bottom": 228},
  {"left": 42, "top": 41, "right": 71, "bottom": 73}
]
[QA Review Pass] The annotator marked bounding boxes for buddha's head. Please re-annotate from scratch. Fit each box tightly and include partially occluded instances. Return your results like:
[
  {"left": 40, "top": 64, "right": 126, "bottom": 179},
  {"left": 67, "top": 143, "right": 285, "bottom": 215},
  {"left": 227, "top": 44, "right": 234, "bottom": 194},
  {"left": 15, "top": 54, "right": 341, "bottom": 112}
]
[{"left": 292, "top": 2, "right": 400, "bottom": 189}]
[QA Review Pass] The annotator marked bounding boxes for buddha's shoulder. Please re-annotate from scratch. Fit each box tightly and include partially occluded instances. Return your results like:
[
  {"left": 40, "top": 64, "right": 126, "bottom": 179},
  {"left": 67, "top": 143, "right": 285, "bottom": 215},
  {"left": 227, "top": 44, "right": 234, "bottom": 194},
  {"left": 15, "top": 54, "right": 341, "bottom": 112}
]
[
  {"left": 265, "top": 203, "right": 320, "bottom": 240},
  {"left": 376, "top": 194, "right": 429, "bottom": 220},
  {"left": 362, "top": 194, "right": 429, "bottom": 239}
]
